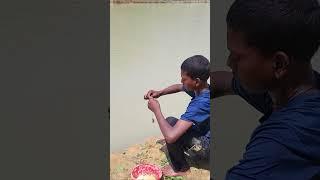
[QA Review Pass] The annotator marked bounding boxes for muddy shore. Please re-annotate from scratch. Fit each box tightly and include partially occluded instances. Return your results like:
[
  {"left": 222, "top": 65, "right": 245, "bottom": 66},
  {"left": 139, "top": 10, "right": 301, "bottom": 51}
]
[
  {"left": 110, "top": 136, "right": 210, "bottom": 180},
  {"left": 111, "top": 0, "right": 209, "bottom": 4}
]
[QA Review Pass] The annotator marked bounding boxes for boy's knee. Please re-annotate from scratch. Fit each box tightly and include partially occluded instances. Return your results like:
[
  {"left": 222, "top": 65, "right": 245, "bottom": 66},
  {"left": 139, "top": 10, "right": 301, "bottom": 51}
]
[{"left": 166, "top": 116, "right": 178, "bottom": 126}]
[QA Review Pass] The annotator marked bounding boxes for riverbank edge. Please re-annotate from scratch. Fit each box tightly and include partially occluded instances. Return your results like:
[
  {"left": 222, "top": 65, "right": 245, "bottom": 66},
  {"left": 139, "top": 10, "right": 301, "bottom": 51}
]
[
  {"left": 110, "top": 0, "right": 209, "bottom": 4},
  {"left": 110, "top": 136, "right": 210, "bottom": 180}
]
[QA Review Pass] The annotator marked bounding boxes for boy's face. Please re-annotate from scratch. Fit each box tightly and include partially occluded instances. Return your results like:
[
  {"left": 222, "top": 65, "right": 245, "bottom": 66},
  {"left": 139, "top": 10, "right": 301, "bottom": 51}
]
[
  {"left": 181, "top": 71, "right": 198, "bottom": 91},
  {"left": 227, "top": 27, "right": 275, "bottom": 92}
]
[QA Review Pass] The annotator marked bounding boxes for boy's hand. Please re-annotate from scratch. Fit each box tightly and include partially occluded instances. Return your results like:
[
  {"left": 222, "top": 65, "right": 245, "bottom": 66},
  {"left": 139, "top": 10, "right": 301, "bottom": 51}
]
[
  {"left": 144, "top": 90, "right": 162, "bottom": 99},
  {"left": 148, "top": 97, "right": 161, "bottom": 113}
]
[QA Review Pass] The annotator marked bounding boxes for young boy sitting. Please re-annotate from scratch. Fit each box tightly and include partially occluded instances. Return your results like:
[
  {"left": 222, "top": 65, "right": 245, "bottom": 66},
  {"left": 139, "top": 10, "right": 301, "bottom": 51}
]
[{"left": 144, "top": 55, "right": 210, "bottom": 176}]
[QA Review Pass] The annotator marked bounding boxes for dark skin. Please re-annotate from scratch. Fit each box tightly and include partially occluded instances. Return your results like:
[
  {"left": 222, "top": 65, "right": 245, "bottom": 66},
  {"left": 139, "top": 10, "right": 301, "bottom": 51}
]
[
  {"left": 144, "top": 70, "right": 209, "bottom": 176},
  {"left": 211, "top": 27, "right": 316, "bottom": 109}
]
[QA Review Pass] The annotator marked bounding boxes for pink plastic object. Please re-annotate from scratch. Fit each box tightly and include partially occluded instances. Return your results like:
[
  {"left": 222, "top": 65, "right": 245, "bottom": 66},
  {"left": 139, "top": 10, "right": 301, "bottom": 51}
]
[{"left": 130, "top": 164, "right": 162, "bottom": 180}]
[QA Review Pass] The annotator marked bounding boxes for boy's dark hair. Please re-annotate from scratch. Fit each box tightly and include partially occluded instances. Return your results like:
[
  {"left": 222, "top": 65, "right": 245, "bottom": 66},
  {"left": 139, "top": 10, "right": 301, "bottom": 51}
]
[
  {"left": 227, "top": 0, "right": 320, "bottom": 62},
  {"left": 181, "top": 55, "right": 210, "bottom": 81}
]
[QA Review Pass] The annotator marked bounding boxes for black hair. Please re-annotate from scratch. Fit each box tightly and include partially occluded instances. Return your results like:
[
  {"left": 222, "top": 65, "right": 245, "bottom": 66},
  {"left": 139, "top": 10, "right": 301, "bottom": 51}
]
[
  {"left": 227, "top": 0, "right": 320, "bottom": 62},
  {"left": 181, "top": 55, "right": 210, "bottom": 81}
]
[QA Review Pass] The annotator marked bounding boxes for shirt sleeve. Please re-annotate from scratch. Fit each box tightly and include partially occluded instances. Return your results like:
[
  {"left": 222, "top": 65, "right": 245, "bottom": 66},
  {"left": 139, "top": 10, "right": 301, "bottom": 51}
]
[
  {"left": 226, "top": 138, "right": 288, "bottom": 180},
  {"left": 232, "top": 77, "right": 273, "bottom": 114},
  {"left": 226, "top": 114, "right": 320, "bottom": 180},
  {"left": 180, "top": 98, "right": 210, "bottom": 124}
]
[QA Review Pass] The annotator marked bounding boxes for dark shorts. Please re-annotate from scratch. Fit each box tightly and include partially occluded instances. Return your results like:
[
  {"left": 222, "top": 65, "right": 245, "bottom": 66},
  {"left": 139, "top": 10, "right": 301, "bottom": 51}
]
[{"left": 165, "top": 116, "right": 210, "bottom": 171}]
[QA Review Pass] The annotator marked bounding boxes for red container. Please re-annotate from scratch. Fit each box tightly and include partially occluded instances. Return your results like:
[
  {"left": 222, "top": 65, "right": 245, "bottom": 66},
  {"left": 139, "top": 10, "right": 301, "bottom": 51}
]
[{"left": 130, "top": 164, "right": 162, "bottom": 180}]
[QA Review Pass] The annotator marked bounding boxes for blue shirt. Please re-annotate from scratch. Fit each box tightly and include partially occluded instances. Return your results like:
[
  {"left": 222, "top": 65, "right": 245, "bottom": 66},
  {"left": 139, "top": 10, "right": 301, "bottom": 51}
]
[
  {"left": 226, "top": 71, "right": 320, "bottom": 180},
  {"left": 180, "top": 85, "right": 210, "bottom": 136}
]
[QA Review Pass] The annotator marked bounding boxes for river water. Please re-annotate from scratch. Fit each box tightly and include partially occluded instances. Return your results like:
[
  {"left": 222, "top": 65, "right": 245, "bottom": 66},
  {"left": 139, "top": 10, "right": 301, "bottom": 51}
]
[{"left": 110, "top": 3, "right": 210, "bottom": 151}]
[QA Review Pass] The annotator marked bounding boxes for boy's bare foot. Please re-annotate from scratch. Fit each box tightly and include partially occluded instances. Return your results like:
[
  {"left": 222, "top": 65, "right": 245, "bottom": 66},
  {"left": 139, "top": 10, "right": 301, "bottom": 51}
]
[{"left": 161, "top": 165, "right": 190, "bottom": 177}]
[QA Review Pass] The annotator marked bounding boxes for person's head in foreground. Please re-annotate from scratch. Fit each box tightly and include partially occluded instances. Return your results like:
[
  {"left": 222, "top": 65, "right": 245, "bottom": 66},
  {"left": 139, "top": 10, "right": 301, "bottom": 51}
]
[
  {"left": 180, "top": 55, "right": 210, "bottom": 92},
  {"left": 223, "top": 0, "right": 320, "bottom": 179},
  {"left": 226, "top": 0, "right": 320, "bottom": 94}
]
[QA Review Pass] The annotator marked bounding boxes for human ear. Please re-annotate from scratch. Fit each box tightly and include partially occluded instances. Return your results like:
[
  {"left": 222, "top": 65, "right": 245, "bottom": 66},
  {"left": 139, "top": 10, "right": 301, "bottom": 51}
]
[
  {"left": 272, "top": 51, "right": 290, "bottom": 79},
  {"left": 195, "top": 78, "right": 201, "bottom": 87}
]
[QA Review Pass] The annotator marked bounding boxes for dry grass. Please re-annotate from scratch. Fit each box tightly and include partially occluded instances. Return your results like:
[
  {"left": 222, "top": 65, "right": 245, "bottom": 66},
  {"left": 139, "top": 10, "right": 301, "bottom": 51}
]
[{"left": 110, "top": 136, "right": 210, "bottom": 180}]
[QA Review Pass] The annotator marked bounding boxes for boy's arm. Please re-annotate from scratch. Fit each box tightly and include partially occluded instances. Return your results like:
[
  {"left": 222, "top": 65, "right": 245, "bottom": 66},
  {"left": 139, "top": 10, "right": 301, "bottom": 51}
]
[
  {"left": 153, "top": 108, "right": 192, "bottom": 144},
  {"left": 160, "top": 84, "right": 184, "bottom": 96},
  {"left": 144, "top": 84, "right": 183, "bottom": 99},
  {"left": 210, "top": 71, "right": 235, "bottom": 98},
  {"left": 148, "top": 97, "right": 193, "bottom": 143}
]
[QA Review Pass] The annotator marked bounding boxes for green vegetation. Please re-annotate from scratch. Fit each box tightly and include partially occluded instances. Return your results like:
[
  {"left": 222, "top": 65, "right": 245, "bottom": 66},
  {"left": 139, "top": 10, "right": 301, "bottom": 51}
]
[{"left": 164, "top": 176, "right": 184, "bottom": 180}]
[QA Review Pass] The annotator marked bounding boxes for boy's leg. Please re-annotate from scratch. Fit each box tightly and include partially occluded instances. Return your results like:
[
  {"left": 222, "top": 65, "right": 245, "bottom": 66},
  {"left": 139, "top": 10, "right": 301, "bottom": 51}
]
[
  {"left": 184, "top": 135, "right": 210, "bottom": 170},
  {"left": 164, "top": 117, "right": 210, "bottom": 170},
  {"left": 163, "top": 117, "right": 193, "bottom": 173},
  {"left": 165, "top": 116, "right": 179, "bottom": 126}
]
